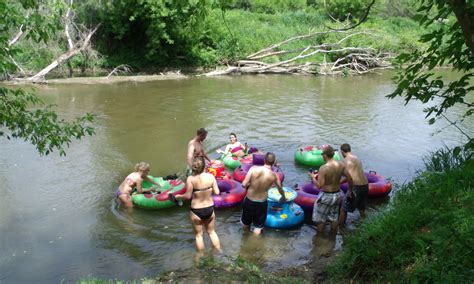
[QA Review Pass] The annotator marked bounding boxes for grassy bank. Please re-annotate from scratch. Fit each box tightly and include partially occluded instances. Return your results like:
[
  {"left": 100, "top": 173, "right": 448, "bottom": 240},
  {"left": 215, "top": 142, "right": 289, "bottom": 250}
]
[{"left": 328, "top": 147, "right": 474, "bottom": 282}]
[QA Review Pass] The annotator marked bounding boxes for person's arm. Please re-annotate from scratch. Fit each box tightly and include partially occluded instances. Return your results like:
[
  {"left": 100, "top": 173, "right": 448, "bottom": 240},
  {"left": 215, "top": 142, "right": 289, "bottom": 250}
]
[
  {"left": 217, "top": 144, "right": 231, "bottom": 155},
  {"left": 176, "top": 177, "right": 194, "bottom": 200},
  {"left": 315, "top": 168, "right": 325, "bottom": 189},
  {"left": 309, "top": 171, "right": 319, "bottom": 186},
  {"left": 211, "top": 177, "right": 220, "bottom": 195},
  {"left": 274, "top": 173, "right": 286, "bottom": 203},
  {"left": 241, "top": 167, "right": 253, "bottom": 189},
  {"left": 143, "top": 176, "right": 161, "bottom": 190},
  {"left": 136, "top": 177, "right": 154, "bottom": 193},
  {"left": 202, "top": 149, "right": 211, "bottom": 163},
  {"left": 187, "top": 143, "right": 195, "bottom": 167},
  {"left": 343, "top": 166, "right": 354, "bottom": 198}
]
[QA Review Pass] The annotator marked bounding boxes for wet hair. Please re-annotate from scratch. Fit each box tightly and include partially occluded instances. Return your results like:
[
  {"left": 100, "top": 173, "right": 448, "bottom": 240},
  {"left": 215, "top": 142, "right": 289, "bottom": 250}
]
[
  {"left": 192, "top": 156, "right": 206, "bottom": 175},
  {"left": 322, "top": 146, "right": 335, "bottom": 158},
  {"left": 229, "top": 133, "right": 237, "bottom": 138},
  {"left": 197, "top": 128, "right": 208, "bottom": 136},
  {"left": 340, "top": 143, "right": 351, "bottom": 153},
  {"left": 264, "top": 152, "right": 276, "bottom": 166},
  {"left": 135, "top": 162, "right": 150, "bottom": 172}
]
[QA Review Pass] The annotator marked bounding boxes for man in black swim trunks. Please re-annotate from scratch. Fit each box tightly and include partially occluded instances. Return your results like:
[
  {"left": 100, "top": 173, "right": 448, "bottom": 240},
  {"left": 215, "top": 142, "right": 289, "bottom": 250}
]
[
  {"left": 338, "top": 143, "right": 369, "bottom": 226},
  {"left": 241, "top": 152, "right": 286, "bottom": 235}
]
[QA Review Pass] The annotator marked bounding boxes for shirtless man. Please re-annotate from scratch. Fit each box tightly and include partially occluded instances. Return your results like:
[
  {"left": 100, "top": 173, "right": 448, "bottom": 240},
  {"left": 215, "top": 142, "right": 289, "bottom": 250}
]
[
  {"left": 309, "top": 146, "right": 353, "bottom": 233},
  {"left": 186, "top": 128, "right": 211, "bottom": 177},
  {"left": 241, "top": 152, "right": 286, "bottom": 235},
  {"left": 338, "top": 143, "right": 369, "bottom": 226}
]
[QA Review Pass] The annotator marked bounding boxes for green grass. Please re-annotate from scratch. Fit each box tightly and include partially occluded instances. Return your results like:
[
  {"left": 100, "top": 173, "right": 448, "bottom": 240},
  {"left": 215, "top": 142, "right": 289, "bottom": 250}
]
[{"left": 327, "top": 147, "right": 474, "bottom": 282}]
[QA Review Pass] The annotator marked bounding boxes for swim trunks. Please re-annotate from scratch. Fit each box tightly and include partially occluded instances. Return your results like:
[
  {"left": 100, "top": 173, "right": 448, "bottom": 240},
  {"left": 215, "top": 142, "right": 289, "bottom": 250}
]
[
  {"left": 312, "top": 191, "right": 341, "bottom": 223},
  {"left": 241, "top": 197, "right": 268, "bottom": 229},
  {"left": 343, "top": 184, "right": 369, "bottom": 213}
]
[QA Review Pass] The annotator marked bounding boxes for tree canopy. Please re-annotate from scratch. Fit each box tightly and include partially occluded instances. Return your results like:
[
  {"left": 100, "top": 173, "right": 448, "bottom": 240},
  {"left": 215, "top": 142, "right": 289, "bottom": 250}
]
[
  {"left": 1, "top": 0, "right": 95, "bottom": 156},
  {"left": 387, "top": 0, "right": 474, "bottom": 152}
]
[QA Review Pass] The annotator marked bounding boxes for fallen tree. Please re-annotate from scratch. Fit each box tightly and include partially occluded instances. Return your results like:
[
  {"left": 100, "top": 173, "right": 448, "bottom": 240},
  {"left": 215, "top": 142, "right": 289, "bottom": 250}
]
[{"left": 203, "top": 29, "right": 393, "bottom": 76}]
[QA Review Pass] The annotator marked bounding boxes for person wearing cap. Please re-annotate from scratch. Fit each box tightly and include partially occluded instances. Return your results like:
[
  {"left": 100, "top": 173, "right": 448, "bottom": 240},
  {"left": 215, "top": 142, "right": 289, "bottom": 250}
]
[
  {"left": 309, "top": 146, "right": 353, "bottom": 233},
  {"left": 338, "top": 143, "right": 369, "bottom": 226},
  {"left": 241, "top": 152, "right": 286, "bottom": 235},
  {"left": 186, "top": 128, "right": 211, "bottom": 177}
]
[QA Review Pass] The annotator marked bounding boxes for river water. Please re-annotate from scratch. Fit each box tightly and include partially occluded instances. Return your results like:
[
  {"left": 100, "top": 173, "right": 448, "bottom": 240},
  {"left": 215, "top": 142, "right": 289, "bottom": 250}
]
[{"left": 0, "top": 72, "right": 471, "bottom": 283}]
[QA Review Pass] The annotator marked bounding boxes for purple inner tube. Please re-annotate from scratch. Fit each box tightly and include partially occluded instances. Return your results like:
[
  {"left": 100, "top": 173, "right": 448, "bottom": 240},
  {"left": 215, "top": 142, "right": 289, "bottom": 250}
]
[{"left": 252, "top": 153, "right": 265, "bottom": 165}]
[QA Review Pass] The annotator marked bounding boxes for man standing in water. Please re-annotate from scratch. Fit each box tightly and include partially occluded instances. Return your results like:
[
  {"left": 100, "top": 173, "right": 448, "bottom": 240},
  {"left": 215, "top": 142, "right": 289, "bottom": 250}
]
[
  {"left": 241, "top": 152, "right": 286, "bottom": 235},
  {"left": 338, "top": 143, "right": 369, "bottom": 226},
  {"left": 186, "top": 128, "right": 211, "bottom": 177},
  {"left": 309, "top": 146, "right": 352, "bottom": 233}
]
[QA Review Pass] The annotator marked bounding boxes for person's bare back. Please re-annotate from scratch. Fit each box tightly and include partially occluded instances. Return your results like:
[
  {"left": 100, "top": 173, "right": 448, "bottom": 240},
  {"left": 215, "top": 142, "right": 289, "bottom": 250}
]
[
  {"left": 243, "top": 165, "right": 280, "bottom": 201},
  {"left": 317, "top": 160, "right": 346, "bottom": 192},
  {"left": 343, "top": 154, "right": 368, "bottom": 186}
]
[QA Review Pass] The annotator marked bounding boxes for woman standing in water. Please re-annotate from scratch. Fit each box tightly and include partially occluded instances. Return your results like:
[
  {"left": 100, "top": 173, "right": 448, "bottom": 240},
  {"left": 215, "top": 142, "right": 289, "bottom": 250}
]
[
  {"left": 173, "top": 157, "right": 222, "bottom": 252},
  {"left": 216, "top": 132, "right": 247, "bottom": 158},
  {"left": 116, "top": 162, "right": 161, "bottom": 207}
]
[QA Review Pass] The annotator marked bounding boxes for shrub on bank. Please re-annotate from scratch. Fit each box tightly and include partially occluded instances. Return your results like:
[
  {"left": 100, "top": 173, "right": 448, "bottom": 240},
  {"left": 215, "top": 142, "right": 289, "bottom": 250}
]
[{"left": 328, "top": 147, "right": 474, "bottom": 282}]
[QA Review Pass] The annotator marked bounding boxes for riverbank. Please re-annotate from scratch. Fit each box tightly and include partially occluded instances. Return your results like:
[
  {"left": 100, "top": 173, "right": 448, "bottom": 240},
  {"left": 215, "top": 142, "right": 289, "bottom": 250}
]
[{"left": 328, "top": 147, "right": 474, "bottom": 282}]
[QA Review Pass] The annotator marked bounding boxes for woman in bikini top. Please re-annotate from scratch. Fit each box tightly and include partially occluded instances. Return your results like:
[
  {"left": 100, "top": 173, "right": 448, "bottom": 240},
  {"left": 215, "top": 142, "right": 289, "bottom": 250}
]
[
  {"left": 116, "top": 162, "right": 161, "bottom": 207},
  {"left": 216, "top": 133, "right": 247, "bottom": 158},
  {"left": 174, "top": 157, "right": 221, "bottom": 252}
]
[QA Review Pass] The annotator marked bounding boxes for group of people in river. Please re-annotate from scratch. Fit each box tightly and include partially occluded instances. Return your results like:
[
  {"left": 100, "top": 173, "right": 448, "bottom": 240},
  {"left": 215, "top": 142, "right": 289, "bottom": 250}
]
[{"left": 116, "top": 127, "right": 369, "bottom": 252}]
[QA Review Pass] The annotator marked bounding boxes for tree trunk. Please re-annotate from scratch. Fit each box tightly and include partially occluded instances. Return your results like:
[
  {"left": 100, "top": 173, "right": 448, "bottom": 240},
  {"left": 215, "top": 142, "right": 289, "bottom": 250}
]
[{"left": 450, "top": 0, "right": 474, "bottom": 56}]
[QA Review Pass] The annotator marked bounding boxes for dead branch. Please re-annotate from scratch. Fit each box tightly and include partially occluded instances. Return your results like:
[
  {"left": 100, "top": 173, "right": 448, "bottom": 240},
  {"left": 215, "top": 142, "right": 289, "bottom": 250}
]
[
  {"left": 26, "top": 24, "right": 100, "bottom": 82},
  {"left": 8, "top": 25, "right": 25, "bottom": 47},
  {"left": 106, "top": 64, "right": 132, "bottom": 79},
  {"left": 203, "top": 29, "right": 392, "bottom": 77},
  {"left": 324, "top": 0, "right": 376, "bottom": 31}
]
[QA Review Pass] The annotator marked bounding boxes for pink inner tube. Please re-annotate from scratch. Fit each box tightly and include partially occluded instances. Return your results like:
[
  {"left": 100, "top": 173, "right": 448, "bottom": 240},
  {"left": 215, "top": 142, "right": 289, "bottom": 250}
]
[
  {"left": 294, "top": 182, "right": 345, "bottom": 214},
  {"left": 340, "top": 172, "right": 392, "bottom": 198},
  {"left": 213, "top": 179, "right": 246, "bottom": 208},
  {"left": 233, "top": 163, "right": 285, "bottom": 183},
  {"left": 294, "top": 182, "right": 321, "bottom": 213}
]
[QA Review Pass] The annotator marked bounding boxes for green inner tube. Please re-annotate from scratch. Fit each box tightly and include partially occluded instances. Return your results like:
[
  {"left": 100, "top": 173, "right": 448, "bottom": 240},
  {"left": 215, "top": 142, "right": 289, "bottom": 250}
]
[
  {"left": 221, "top": 154, "right": 241, "bottom": 170},
  {"left": 294, "top": 148, "right": 341, "bottom": 168},
  {"left": 131, "top": 176, "right": 186, "bottom": 209}
]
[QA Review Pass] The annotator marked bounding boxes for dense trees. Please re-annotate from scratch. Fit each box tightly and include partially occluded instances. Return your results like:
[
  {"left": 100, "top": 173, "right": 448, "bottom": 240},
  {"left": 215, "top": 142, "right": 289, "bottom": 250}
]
[{"left": 1, "top": 0, "right": 95, "bottom": 156}]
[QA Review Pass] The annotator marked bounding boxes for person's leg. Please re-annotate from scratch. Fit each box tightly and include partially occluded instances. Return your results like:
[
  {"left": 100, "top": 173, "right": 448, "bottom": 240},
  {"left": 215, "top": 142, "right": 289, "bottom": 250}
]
[
  {"left": 190, "top": 212, "right": 205, "bottom": 251},
  {"left": 316, "top": 222, "right": 325, "bottom": 232},
  {"left": 338, "top": 208, "right": 348, "bottom": 226},
  {"left": 252, "top": 201, "right": 268, "bottom": 236},
  {"left": 241, "top": 198, "right": 252, "bottom": 232},
  {"left": 118, "top": 194, "right": 133, "bottom": 207},
  {"left": 204, "top": 213, "right": 221, "bottom": 251}
]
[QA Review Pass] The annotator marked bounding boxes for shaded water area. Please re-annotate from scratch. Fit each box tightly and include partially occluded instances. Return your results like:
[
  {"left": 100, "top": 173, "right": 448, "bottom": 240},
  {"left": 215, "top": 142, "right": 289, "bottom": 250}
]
[{"left": 0, "top": 72, "right": 471, "bottom": 283}]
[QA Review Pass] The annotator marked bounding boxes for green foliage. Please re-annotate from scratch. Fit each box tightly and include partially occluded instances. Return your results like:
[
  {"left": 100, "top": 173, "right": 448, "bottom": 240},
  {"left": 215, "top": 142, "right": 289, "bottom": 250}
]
[
  {"left": 1, "top": 1, "right": 95, "bottom": 156},
  {"left": 310, "top": 0, "right": 375, "bottom": 22},
  {"left": 387, "top": 0, "right": 474, "bottom": 150},
  {"left": 328, "top": 147, "right": 474, "bottom": 282},
  {"left": 88, "top": 0, "right": 211, "bottom": 67}
]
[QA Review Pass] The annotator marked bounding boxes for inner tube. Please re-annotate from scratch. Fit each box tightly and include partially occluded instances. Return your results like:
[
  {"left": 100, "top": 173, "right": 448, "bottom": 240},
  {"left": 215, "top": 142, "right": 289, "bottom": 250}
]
[
  {"left": 233, "top": 163, "right": 285, "bottom": 183},
  {"left": 219, "top": 147, "right": 259, "bottom": 170},
  {"left": 265, "top": 187, "right": 304, "bottom": 229},
  {"left": 207, "top": 160, "right": 231, "bottom": 179},
  {"left": 340, "top": 171, "right": 392, "bottom": 198},
  {"left": 220, "top": 155, "right": 242, "bottom": 170},
  {"left": 213, "top": 179, "right": 246, "bottom": 208},
  {"left": 132, "top": 177, "right": 186, "bottom": 209},
  {"left": 294, "top": 145, "right": 341, "bottom": 168},
  {"left": 294, "top": 182, "right": 321, "bottom": 215}
]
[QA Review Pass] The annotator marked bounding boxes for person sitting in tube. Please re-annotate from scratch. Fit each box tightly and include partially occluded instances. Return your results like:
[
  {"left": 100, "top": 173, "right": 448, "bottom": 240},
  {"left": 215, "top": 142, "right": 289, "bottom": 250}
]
[
  {"left": 216, "top": 133, "right": 247, "bottom": 158},
  {"left": 115, "top": 162, "right": 162, "bottom": 207}
]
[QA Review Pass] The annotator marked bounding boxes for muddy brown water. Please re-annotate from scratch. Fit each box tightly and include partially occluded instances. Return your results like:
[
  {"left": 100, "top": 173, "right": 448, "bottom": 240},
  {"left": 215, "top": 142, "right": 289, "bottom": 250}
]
[{"left": 0, "top": 72, "right": 471, "bottom": 283}]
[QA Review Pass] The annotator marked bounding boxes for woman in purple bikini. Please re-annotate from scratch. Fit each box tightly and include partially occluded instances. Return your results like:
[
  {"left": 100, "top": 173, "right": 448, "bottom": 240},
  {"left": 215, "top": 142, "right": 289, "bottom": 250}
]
[{"left": 116, "top": 162, "right": 161, "bottom": 207}]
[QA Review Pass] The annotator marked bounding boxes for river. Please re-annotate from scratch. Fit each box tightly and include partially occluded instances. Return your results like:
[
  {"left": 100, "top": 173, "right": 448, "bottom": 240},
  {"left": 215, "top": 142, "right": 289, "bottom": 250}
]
[{"left": 0, "top": 72, "right": 471, "bottom": 283}]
